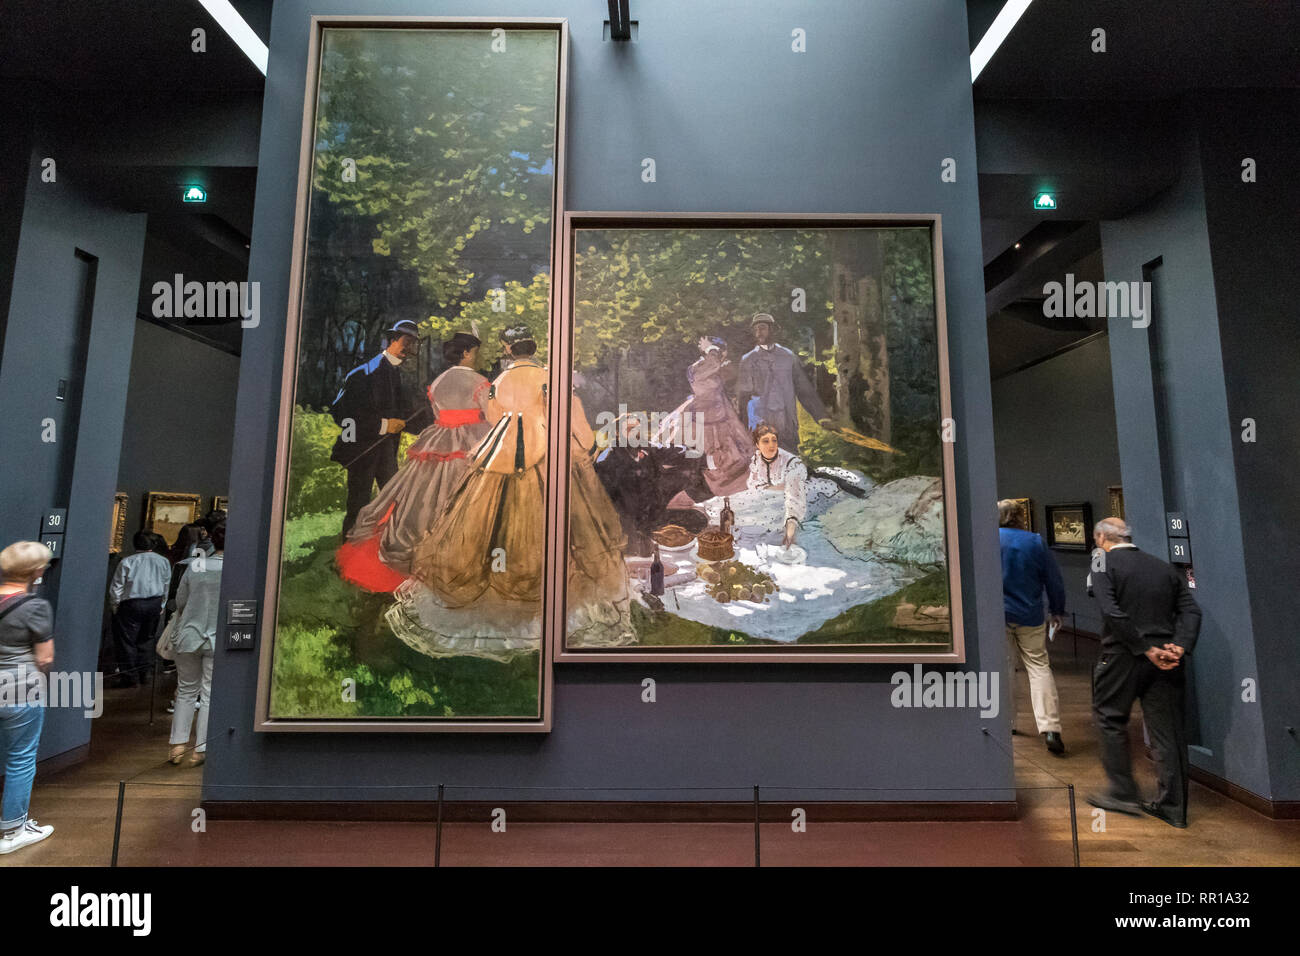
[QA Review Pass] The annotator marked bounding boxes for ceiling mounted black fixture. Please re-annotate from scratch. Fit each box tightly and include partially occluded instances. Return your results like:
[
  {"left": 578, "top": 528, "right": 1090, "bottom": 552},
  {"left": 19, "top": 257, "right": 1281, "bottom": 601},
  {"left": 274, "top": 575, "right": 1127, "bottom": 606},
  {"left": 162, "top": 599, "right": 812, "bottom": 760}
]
[{"left": 607, "top": 0, "right": 632, "bottom": 40}]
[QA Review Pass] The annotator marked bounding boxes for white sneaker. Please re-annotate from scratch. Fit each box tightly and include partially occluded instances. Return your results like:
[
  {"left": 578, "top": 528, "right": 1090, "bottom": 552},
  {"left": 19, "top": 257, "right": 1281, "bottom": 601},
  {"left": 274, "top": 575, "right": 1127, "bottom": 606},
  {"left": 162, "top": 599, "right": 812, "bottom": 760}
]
[{"left": 0, "top": 820, "right": 53, "bottom": 854}]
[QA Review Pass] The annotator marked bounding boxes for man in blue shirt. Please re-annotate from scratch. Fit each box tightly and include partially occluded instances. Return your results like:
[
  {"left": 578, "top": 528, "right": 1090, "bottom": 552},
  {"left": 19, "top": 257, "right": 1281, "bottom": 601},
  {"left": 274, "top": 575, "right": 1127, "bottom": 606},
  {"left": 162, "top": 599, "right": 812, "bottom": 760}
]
[
  {"left": 998, "top": 500, "right": 1067, "bottom": 755},
  {"left": 108, "top": 531, "right": 171, "bottom": 687}
]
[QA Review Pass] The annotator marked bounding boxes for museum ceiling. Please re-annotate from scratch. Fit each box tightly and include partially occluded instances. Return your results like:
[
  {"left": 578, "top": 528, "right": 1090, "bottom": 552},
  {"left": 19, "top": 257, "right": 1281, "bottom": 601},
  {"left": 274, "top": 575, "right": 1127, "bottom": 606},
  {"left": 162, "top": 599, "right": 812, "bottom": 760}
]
[
  {"left": 970, "top": 0, "right": 1300, "bottom": 100},
  {"left": 0, "top": 0, "right": 270, "bottom": 92},
  {"left": 1, "top": 2, "right": 269, "bottom": 355},
  {"left": 967, "top": 0, "right": 1299, "bottom": 377}
]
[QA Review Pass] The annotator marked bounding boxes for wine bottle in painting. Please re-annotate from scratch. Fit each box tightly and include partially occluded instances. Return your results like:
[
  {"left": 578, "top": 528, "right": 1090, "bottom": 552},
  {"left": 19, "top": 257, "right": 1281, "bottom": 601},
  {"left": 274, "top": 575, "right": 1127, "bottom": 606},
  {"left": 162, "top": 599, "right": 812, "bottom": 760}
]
[{"left": 650, "top": 544, "right": 665, "bottom": 596}]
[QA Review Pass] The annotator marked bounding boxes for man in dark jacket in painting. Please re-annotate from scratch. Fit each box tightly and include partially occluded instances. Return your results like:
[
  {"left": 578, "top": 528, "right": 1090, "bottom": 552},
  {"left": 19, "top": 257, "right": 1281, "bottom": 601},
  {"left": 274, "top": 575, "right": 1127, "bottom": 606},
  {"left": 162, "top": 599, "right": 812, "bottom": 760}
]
[{"left": 330, "top": 319, "right": 429, "bottom": 534}]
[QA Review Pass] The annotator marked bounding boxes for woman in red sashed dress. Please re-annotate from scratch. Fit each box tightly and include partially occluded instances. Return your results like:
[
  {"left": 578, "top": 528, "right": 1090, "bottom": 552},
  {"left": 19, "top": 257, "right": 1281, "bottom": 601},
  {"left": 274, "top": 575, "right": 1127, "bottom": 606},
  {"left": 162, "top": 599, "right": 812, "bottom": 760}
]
[{"left": 336, "top": 333, "right": 490, "bottom": 591}]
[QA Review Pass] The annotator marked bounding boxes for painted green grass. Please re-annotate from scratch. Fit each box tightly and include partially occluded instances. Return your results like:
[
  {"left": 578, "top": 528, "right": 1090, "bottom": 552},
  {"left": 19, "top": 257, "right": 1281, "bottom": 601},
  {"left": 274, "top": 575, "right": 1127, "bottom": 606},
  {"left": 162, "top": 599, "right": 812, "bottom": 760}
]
[
  {"left": 629, "top": 571, "right": 950, "bottom": 650},
  {"left": 269, "top": 510, "right": 539, "bottom": 720},
  {"left": 630, "top": 600, "right": 768, "bottom": 646},
  {"left": 797, "top": 571, "right": 950, "bottom": 646}
]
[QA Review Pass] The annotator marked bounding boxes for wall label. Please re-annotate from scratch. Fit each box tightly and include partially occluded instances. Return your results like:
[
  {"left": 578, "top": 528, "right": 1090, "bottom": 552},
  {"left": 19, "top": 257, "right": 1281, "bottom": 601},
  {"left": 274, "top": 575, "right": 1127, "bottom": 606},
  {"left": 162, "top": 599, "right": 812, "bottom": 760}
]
[{"left": 226, "top": 600, "right": 258, "bottom": 625}]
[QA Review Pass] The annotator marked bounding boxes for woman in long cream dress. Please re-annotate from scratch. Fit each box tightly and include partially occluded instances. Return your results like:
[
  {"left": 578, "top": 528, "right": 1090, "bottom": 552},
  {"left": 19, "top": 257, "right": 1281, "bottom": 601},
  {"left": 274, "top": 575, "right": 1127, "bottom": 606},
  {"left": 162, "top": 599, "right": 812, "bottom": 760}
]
[
  {"left": 336, "top": 334, "right": 490, "bottom": 592},
  {"left": 385, "top": 327, "right": 633, "bottom": 661}
]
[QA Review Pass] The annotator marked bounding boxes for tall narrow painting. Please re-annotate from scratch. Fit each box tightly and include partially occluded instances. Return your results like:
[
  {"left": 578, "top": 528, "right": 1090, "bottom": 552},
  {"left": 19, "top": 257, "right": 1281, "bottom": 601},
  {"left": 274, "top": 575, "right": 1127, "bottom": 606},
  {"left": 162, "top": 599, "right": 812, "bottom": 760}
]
[{"left": 257, "top": 18, "right": 568, "bottom": 731}]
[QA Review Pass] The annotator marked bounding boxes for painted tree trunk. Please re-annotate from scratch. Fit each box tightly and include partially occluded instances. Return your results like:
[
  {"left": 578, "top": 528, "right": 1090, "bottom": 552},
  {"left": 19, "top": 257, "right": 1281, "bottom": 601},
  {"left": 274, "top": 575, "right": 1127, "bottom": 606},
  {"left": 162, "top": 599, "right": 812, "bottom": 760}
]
[{"left": 830, "top": 231, "right": 890, "bottom": 443}]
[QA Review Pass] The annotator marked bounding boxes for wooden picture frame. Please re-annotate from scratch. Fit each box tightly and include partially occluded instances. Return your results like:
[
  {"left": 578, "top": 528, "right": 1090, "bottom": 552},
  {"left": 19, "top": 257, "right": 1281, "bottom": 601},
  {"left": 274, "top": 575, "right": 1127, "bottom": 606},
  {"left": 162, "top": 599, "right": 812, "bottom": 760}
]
[
  {"left": 1007, "top": 497, "right": 1034, "bottom": 533},
  {"left": 144, "top": 492, "right": 202, "bottom": 547},
  {"left": 1045, "top": 502, "right": 1093, "bottom": 551},
  {"left": 1107, "top": 485, "right": 1124, "bottom": 521},
  {"left": 255, "top": 16, "right": 569, "bottom": 733},
  {"left": 212, "top": 496, "right": 229, "bottom": 513},
  {"left": 553, "top": 213, "right": 963, "bottom": 663},
  {"left": 110, "top": 492, "right": 129, "bottom": 554}
]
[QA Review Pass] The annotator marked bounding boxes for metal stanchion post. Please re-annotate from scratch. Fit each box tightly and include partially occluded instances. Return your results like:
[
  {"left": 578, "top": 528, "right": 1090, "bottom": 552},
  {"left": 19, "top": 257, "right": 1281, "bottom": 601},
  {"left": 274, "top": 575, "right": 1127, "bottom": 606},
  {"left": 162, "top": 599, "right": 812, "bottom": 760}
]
[
  {"left": 1067, "top": 783, "right": 1080, "bottom": 867},
  {"left": 434, "top": 783, "right": 443, "bottom": 867},
  {"left": 148, "top": 660, "right": 158, "bottom": 726},
  {"left": 753, "top": 785, "right": 760, "bottom": 868},
  {"left": 111, "top": 780, "right": 125, "bottom": 867}
]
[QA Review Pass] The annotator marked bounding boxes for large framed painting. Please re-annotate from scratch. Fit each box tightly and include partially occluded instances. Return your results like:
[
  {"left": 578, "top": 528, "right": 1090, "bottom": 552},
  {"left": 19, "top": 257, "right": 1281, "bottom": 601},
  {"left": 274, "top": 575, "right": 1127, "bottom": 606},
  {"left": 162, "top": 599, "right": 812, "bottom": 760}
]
[
  {"left": 144, "top": 492, "right": 201, "bottom": 547},
  {"left": 255, "top": 17, "right": 569, "bottom": 731},
  {"left": 553, "top": 213, "right": 964, "bottom": 662}
]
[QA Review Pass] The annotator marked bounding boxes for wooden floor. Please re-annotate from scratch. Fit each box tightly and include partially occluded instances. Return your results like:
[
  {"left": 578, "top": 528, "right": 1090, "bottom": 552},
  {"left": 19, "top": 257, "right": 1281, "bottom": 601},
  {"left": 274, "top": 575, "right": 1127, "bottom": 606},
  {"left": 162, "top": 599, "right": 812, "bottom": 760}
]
[
  {"left": 1011, "top": 645, "right": 1300, "bottom": 866},
  {"left": 4, "top": 647, "right": 1298, "bottom": 866}
]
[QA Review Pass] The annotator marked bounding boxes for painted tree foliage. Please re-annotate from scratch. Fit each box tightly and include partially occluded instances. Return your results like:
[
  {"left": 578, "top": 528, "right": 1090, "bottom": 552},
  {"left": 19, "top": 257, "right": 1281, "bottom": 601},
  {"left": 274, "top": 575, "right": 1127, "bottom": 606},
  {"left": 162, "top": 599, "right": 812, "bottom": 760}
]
[
  {"left": 423, "top": 271, "right": 552, "bottom": 367},
  {"left": 567, "top": 227, "right": 940, "bottom": 478},
  {"left": 297, "top": 27, "right": 559, "bottom": 406}
]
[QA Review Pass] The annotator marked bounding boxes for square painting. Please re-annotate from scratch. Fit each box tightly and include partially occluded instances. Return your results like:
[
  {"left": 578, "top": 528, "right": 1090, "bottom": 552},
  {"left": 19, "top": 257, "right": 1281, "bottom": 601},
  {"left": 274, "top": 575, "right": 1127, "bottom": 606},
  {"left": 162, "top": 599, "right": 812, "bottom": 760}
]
[
  {"left": 557, "top": 215, "right": 962, "bottom": 661},
  {"left": 144, "top": 493, "right": 201, "bottom": 547},
  {"left": 1046, "top": 502, "right": 1093, "bottom": 551}
]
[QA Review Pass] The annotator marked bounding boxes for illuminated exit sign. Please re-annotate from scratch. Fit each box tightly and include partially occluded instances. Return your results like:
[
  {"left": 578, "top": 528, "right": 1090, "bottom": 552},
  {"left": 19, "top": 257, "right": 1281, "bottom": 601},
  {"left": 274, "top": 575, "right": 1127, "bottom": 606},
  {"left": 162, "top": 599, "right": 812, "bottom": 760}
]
[
  {"left": 183, "top": 185, "right": 207, "bottom": 203},
  {"left": 1033, "top": 192, "right": 1057, "bottom": 210}
]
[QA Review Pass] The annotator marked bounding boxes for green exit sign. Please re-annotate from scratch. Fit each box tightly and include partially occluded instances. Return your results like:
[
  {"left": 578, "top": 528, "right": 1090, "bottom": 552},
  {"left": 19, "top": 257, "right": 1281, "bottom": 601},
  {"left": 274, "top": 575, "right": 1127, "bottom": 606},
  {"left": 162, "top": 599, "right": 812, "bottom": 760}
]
[
  {"left": 182, "top": 185, "right": 207, "bottom": 203},
  {"left": 1033, "top": 192, "right": 1057, "bottom": 210}
]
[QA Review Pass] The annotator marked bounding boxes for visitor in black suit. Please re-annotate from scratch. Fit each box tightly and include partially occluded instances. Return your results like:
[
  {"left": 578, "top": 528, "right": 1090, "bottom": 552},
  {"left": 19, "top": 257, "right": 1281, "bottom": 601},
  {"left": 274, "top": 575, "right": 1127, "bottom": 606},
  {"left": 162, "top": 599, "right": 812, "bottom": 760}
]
[
  {"left": 331, "top": 320, "right": 429, "bottom": 534},
  {"left": 1085, "top": 516, "right": 1201, "bottom": 828}
]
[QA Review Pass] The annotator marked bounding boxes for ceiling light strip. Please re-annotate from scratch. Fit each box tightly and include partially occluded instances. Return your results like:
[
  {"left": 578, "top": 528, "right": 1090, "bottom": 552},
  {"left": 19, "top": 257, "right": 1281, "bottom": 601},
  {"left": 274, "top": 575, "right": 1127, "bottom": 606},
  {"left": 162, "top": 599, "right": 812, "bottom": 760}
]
[
  {"left": 197, "top": 0, "right": 268, "bottom": 76},
  {"left": 970, "top": 0, "right": 1034, "bottom": 83}
]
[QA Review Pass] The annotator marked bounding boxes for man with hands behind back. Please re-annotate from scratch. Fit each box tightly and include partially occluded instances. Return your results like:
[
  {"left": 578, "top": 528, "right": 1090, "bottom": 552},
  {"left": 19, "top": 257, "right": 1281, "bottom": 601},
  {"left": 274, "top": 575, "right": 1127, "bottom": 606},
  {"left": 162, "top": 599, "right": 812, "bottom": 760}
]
[{"left": 1085, "top": 517, "right": 1201, "bottom": 828}]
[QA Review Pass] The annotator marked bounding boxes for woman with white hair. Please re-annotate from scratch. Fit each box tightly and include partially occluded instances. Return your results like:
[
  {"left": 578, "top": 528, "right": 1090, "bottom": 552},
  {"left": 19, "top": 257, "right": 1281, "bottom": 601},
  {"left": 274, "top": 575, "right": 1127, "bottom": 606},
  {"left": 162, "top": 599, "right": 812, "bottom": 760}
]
[{"left": 0, "top": 541, "right": 55, "bottom": 855}]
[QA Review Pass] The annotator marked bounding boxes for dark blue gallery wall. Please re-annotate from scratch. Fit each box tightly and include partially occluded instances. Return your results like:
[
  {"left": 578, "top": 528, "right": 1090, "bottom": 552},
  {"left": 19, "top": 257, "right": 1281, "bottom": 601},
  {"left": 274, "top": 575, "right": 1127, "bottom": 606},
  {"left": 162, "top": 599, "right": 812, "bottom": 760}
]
[
  {"left": 114, "top": 319, "right": 241, "bottom": 544},
  {"left": 1198, "top": 91, "right": 1300, "bottom": 801},
  {"left": 0, "top": 87, "right": 36, "bottom": 360},
  {"left": 207, "top": 0, "right": 1010, "bottom": 801},
  {"left": 0, "top": 149, "right": 146, "bottom": 761},
  {"left": 1099, "top": 108, "right": 1268, "bottom": 798},
  {"left": 991, "top": 335, "right": 1123, "bottom": 633},
  {"left": 42, "top": 91, "right": 263, "bottom": 171}
]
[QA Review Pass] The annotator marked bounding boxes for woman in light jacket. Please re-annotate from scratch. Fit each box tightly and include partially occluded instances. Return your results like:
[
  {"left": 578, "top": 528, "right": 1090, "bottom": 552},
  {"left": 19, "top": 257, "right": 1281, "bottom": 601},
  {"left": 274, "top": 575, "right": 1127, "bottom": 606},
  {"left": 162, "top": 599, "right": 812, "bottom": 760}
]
[{"left": 168, "top": 522, "right": 224, "bottom": 766}]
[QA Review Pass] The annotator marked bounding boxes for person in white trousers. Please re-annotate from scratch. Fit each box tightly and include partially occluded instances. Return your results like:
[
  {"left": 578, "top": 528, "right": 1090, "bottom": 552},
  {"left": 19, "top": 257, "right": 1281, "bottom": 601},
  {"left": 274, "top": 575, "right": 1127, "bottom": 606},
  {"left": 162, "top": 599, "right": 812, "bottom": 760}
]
[
  {"left": 168, "top": 523, "right": 224, "bottom": 767},
  {"left": 998, "top": 501, "right": 1067, "bottom": 755}
]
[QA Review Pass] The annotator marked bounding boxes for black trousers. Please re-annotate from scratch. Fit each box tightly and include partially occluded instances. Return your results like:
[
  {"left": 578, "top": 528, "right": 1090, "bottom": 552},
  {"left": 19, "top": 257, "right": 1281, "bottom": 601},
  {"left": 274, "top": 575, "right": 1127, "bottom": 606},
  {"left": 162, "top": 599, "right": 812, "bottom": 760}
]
[
  {"left": 111, "top": 597, "right": 163, "bottom": 683},
  {"left": 1092, "top": 648, "right": 1189, "bottom": 822},
  {"left": 342, "top": 451, "right": 398, "bottom": 535}
]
